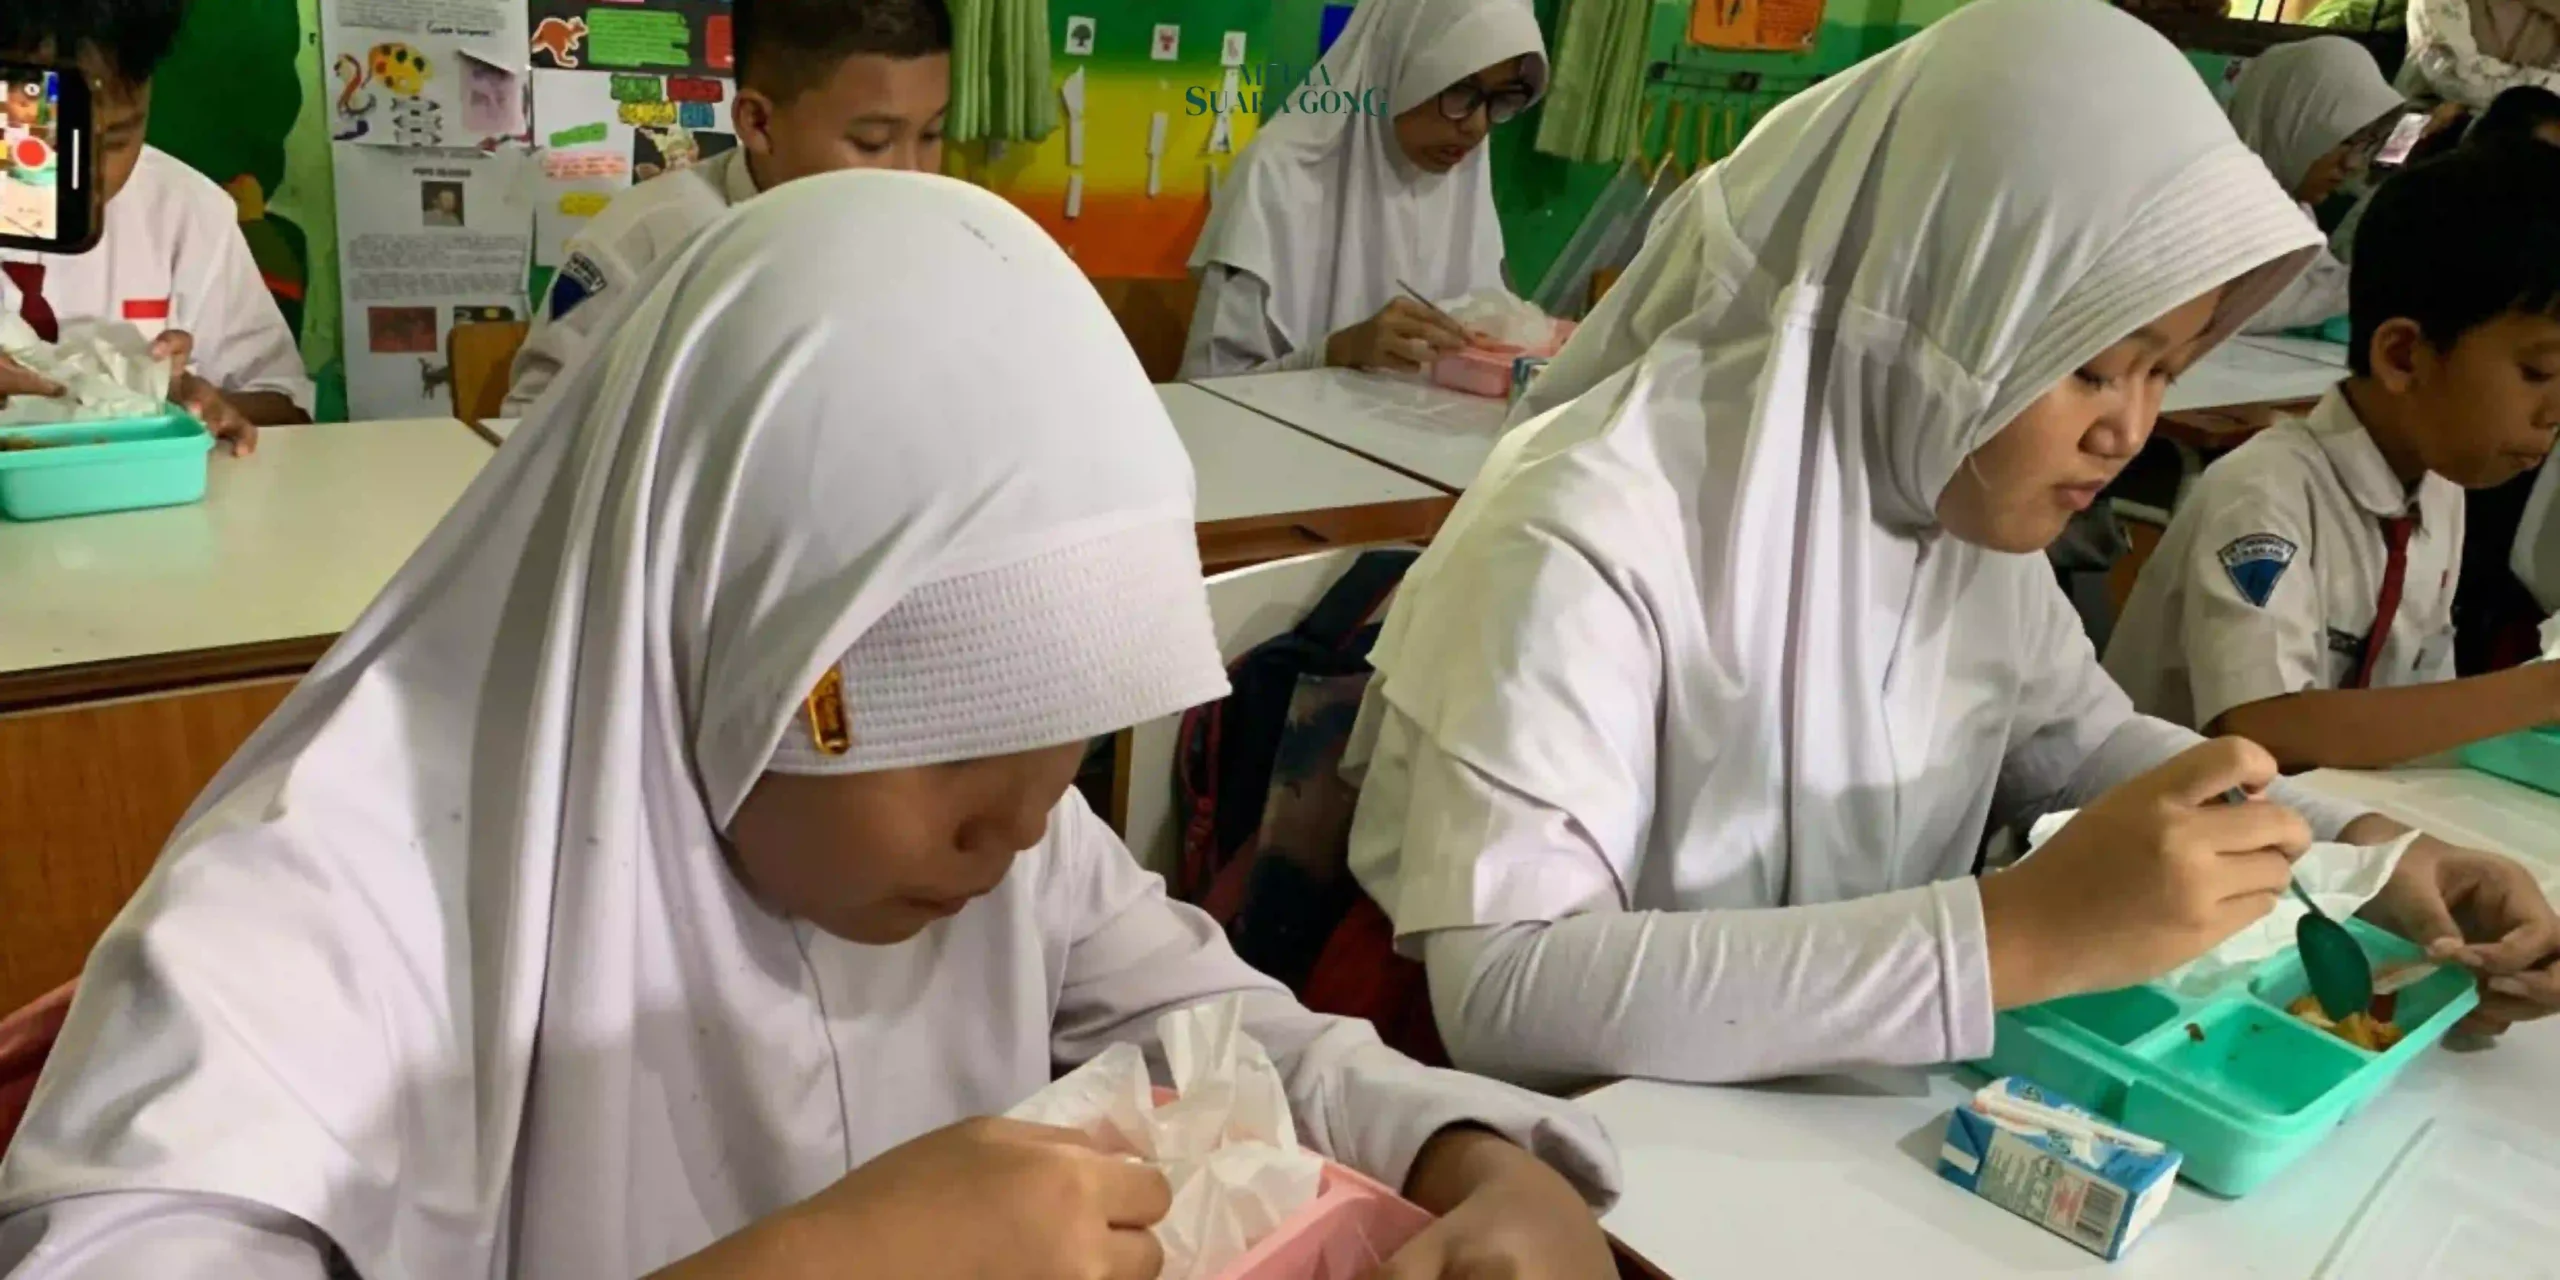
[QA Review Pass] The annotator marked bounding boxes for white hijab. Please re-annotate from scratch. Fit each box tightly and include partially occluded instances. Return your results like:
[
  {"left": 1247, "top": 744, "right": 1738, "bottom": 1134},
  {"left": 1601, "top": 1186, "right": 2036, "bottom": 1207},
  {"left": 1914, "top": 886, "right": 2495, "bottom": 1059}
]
[
  {"left": 1364, "top": 0, "right": 2319, "bottom": 908},
  {"left": 1188, "top": 0, "right": 1546, "bottom": 354},
  {"left": 0, "top": 172, "right": 1226, "bottom": 1276},
  {"left": 2226, "top": 35, "right": 2405, "bottom": 193}
]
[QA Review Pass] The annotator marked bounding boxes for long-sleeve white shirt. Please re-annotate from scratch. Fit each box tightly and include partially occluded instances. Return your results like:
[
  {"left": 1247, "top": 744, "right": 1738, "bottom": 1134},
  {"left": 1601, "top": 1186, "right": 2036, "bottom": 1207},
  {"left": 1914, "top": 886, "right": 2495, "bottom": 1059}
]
[
  {"left": 0, "top": 795, "right": 1617, "bottom": 1277},
  {"left": 1178, "top": 265, "right": 1333, "bottom": 379}
]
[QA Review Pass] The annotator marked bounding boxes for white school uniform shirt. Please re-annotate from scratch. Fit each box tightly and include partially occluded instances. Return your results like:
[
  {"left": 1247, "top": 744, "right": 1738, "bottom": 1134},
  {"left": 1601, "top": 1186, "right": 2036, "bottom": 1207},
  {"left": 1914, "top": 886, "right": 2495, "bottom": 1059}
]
[
  {"left": 1178, "top": 0, "right": 1545, "bottom": 379},
  {"left": 0, "top": 146, "right": 312, "bottom": 411},
  {"left": 499, "top": 146, "right": 758, "bottom": 417},
  {"left": 0, "top": 171, "right": 1615, "bottom": 1278},
  {"left": 1337, "top": 0, "right": 2371, "bottom": 1091},
  {"left": 2105, "top": 386, "right": 2465, "bottom": 732}
]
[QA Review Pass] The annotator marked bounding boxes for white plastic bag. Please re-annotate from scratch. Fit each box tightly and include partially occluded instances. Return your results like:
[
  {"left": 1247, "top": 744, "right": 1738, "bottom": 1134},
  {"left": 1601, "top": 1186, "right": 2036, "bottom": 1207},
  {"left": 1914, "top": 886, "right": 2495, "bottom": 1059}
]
[
  {"left": 1006, "top": 996, "right": 1326, "bottom": 1280},
  {"left": 1432, "top": 287, "right": 1556, "bottom": 349},
  {"left": 2021, "top": 809, "right": 2418, "bottom": 998},
  {"left": 0, "top": 314, "right": 170, "bottom": 425}
]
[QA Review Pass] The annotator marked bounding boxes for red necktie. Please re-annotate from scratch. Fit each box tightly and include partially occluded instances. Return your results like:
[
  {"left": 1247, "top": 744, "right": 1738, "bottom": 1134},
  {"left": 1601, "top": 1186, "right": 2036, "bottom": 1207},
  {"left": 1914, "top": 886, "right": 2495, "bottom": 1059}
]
[
  {"left": 2, "top": 261, "right": 57, "bottom": 343},
  {"left": 2351, "top": 514, "right": 2417, "bottom": 690}
]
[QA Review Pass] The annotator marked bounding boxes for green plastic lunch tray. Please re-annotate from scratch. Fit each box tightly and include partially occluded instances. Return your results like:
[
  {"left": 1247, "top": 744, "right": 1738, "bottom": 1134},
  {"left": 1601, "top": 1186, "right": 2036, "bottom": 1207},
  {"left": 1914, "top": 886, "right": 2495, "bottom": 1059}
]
[
  {"left": 0, "top": 409, "right": 212, "bottom": 521},
  {"left": 1976, "top": 918, "right": 2479, "bottom": 1198},
  {"left": 2462, "top": 726, "right": 2560, "bottom": 798}
]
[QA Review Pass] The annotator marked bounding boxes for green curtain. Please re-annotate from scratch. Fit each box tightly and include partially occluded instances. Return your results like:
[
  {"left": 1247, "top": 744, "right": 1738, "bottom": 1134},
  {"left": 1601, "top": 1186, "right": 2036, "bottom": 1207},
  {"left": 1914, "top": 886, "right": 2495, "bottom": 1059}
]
[
  {"left": 1534, "top": 0, "right": 1652, "bottom": 164},
  {"left": 949, "top": 0, "right": 1060, "bottom": 143}
]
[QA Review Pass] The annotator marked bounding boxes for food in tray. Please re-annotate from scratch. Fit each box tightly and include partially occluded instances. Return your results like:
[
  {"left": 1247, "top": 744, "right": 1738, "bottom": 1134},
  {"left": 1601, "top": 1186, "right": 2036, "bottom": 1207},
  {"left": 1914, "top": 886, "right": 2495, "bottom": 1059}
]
[
  {"left": 0, "top": 434, "right": 62, "bottom": 450},
  {"left": 2286, "top": 962, "right": 2433, "bottom": 1051}
]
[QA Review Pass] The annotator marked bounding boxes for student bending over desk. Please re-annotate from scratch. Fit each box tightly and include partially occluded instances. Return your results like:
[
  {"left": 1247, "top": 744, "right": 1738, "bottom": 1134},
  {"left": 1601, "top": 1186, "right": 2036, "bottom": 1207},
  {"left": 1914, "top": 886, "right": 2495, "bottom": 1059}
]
[
  {"left": 1179, "top": 0, "right": 1542, "bottom": 379},
  {"left": 2223, "top": 36, "right": 2404, "bottom": 336},
  {"left": 2108, "top": 145, "right": 2560, "bottom": 770},
  {"left": 1336, "top": 0, "right": 2560, "bottom": 1093},
  {"left": 0, "top": 172, "right": 1617, "bottom": 1280},
  {"left": 0, "top": 0, "right": 314, "bottom": 456}
]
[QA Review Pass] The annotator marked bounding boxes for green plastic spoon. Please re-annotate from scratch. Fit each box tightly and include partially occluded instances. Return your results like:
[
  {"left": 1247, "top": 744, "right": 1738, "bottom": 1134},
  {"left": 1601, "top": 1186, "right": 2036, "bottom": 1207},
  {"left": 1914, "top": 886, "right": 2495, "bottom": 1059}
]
[{"left": 2227, "top": 788, "right": 2374, "bottom": 1021}]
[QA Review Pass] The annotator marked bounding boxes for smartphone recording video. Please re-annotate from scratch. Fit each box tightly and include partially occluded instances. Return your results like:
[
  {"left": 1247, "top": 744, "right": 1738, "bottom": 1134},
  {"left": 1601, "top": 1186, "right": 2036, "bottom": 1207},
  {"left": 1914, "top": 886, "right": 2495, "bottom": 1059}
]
[
  {"left": 0, "top": 63, "right": 100, "bottom": 254},
  {"left": 2373, "top": 109, "right": 2431, "bottom": 170}
]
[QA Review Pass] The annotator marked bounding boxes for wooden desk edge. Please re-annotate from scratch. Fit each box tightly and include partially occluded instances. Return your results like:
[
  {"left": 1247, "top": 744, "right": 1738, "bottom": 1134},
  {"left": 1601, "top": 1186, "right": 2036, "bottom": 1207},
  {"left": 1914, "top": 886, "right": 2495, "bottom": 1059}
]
[
  {"left": 2154, "top": 396, "right": 2318, "bottom": 451},
  {"left": 0, "top": 635, "right": 332, "bottom": 715}
]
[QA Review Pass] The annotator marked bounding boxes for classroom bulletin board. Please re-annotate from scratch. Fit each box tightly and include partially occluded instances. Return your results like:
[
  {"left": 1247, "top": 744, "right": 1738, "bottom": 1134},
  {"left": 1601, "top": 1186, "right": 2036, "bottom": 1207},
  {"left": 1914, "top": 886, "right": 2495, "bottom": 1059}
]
[{"left": 957, "top": 1, "right": 1272, "bottom": 280}]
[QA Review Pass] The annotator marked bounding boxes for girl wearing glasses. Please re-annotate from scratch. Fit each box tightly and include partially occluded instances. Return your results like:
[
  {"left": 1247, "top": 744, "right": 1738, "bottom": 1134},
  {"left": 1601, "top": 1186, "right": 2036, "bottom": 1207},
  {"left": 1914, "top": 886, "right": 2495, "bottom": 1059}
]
[
  {"left": 2223, "top": 36, "right": 2405, "bottom": 334},
  {"left": 1180, "top": 0, "right": 1545, "bottom": 378}
]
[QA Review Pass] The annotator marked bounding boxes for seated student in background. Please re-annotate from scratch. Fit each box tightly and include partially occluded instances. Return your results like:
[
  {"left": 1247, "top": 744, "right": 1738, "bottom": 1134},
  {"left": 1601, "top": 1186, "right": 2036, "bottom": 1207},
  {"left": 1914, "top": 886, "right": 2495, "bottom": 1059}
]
[
  {"left": 2106, "top": 147, "right": 2560, "bottom": 768},
  {"left": 501, "top": 0, "right": 950, "bottom": 416},
  {"left": 1179, "top": 0, "right": 1543, "bottom": 378},
  {"left": 2451, "top": 90, "right": 2560, "bottom": 671},
  {"left": 0, "top": 173, "right": 1618, "bottom": 1278},
  {"left": 1337, "top": 0, "right": 2560, "bottom": 1092},
  {"left": 2224, "top": 35, "right": 2405, "bottom": 334},
  {"left": 0, "top": 0, "right": 313, "bottom": 455}
]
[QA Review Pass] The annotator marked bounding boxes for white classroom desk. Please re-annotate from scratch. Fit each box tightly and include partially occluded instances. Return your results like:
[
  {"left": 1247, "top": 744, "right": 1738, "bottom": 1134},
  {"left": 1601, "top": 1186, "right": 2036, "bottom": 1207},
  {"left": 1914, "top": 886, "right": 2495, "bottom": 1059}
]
[
  {"left": 1589, "top": 766, "right": 2560, "bottom": 1280},
  {"left": 481, "top": 394, "right": 1441, "bottom": 527},
  {"left": 1156, "top": 383, "right": 1439, "bottom": 522},
  {"left": 0, "top": 417, "right": 494, "bottom": 707},
  {"left": 1191, "top": 368, "right": 1514, "bottom": 493},
  {"left": 2161, "top": 333, "right": 2344, "bottom": 416}
]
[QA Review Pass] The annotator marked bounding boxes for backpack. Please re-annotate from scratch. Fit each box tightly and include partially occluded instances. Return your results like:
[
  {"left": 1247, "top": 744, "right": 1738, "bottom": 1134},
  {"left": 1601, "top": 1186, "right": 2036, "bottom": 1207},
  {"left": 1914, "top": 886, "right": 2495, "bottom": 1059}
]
[{"left": 1171, "top": 549, "right": 1446, "bottom": 1065}]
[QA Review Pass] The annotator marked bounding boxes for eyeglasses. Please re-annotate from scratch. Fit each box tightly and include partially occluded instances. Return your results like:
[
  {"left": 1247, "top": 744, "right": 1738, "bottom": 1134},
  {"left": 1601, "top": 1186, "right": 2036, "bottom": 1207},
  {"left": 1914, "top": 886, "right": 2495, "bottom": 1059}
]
[{"left": 1436, "top": 82, "right": 1535, "bottom": 125}]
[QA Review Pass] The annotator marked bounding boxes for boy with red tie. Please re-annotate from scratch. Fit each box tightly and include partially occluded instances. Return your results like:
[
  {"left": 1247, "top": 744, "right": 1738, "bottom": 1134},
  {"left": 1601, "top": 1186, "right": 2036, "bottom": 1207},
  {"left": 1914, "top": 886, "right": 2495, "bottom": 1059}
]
[{"left": 2106, "top": 143, "right": 2560, "bottom": 768}]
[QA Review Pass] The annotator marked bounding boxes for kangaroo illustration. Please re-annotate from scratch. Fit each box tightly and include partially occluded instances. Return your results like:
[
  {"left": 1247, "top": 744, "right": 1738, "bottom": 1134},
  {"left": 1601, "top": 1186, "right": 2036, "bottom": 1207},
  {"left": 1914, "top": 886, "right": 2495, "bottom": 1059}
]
[
  {"left": 419, "top": 357, "right": 453, "bottom": 402},
  {"left": 531, "top": 17, "right": 590, "bottom": 69}
]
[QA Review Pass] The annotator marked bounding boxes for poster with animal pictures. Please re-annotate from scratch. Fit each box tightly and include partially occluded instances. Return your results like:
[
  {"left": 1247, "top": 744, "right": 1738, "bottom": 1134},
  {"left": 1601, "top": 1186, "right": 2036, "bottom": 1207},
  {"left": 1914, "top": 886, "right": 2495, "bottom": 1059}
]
[
  {"left": 324, "top": 0, "right": 531, "bottom": 149},
  {"left": 1686, "top": 0, "right": 1827, "bottom": 53},
  {"left": 332, "top": 147, "right": 536, "bottom": 419},
  {"left": 528, "top": 67, "right": 735, "bottom": 267},
  {"left": 529, "top": 0, "right": 736, "bottom": 75}
]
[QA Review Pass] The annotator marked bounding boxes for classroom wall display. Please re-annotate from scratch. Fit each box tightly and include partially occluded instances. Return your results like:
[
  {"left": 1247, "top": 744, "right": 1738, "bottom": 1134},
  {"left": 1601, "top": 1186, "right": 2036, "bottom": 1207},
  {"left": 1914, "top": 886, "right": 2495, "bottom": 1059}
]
[
  {"left": 528, "top": 68, "right": 736, "bottom": 267},
  {"left": 957, "top": 1, "right": 1268, "bottom": 280},
  {"left": 332, "top": 147, "right": 536, "bottom": 419},
  {"left": 528, "top": 0, "right": 736, "bottom": 75},
  {"left": 324, "top": 0, "right": 530, "bottom": 148}
]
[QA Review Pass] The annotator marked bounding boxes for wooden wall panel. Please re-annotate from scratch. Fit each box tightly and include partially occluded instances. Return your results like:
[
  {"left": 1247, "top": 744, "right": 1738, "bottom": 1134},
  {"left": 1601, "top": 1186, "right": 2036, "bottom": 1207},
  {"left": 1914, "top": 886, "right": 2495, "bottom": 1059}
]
[{"left": 0, "top": 679, "right": 294, "bottom": 1012}]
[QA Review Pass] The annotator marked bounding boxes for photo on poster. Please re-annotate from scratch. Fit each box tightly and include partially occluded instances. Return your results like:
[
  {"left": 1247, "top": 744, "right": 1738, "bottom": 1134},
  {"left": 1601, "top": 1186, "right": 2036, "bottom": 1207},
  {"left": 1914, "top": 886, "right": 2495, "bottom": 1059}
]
[
  {"left": 420, "top": 179, "right": 466, "bottom": 227},
  {"left": 368, "top": 305, "right": 439, "bottom": 353}
]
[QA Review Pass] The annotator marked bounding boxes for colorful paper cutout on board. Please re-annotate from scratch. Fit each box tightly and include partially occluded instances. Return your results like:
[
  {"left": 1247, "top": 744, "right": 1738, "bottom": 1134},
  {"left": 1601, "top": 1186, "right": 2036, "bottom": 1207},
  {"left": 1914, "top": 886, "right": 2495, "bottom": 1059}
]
[
  {"left": 1687, "top": 0, "right": 1826, "bottom": 52},
  {"left": 530, "top": 16, "right": 590, "bottom": 69},
  {"left": 1065, "top": 15, "right": 1096, "bottom": 56},
  {"left": 705, "top": 16, "right": 733, "bottom": 71},
  {"left": 589, "top": 9, "right": 692, "bottom": 68},
  {"left": 1151, "top": 24, "right": 1180, "bottom": 61},
  {"left": 1221, "top": 31, "right": 1247, "bottom": 67}
]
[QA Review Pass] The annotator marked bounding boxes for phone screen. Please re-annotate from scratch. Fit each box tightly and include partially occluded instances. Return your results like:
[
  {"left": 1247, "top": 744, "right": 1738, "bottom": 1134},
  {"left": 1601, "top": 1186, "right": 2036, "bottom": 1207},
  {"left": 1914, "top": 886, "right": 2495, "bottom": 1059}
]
[
  {"left": 2374, "top": 110, "right": 2431, "bottom": 169},
  {"left": 0, "top": 64, "right": 99, "bottom": 254}
]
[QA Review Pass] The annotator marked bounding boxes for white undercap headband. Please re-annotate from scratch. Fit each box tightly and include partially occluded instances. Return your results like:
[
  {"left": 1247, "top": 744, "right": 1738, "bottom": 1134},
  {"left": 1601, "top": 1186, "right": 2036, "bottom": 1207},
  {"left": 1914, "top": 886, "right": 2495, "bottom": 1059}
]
[{"left": 766, "top": 520, "right": 1229, "bottom": 775}]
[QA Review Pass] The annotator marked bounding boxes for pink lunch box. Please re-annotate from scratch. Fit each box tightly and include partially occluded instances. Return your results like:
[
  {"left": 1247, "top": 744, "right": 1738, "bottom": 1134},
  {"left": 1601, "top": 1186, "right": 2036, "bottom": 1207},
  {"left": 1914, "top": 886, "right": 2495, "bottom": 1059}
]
[
  {"left": 1429, "top": 319, "right": 1576, "bottom": 400},
  {"left": 1212, "top": 1162, "right": 1436, "bottom": 1280}
]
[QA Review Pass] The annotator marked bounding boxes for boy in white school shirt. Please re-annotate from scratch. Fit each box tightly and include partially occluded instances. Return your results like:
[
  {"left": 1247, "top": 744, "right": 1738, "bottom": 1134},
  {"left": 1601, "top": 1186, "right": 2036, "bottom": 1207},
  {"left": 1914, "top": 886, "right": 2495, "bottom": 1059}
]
[
  {"left": 2105, "top": 143, "right": 2560, "bottom": 770},
  {"left": 500, "top": 0, "right": 950, "bottom": 416},
  {"left": 0, "top": 0, "right": 313, "bottom": 456}
]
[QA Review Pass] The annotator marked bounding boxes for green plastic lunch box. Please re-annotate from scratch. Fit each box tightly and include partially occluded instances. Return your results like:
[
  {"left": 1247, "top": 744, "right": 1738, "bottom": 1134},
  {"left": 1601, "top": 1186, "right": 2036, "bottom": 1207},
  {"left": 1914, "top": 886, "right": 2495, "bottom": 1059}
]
[
  {"left": 2461, "top": 726, "right": 2560, "bottom": 798},
  {"left": 0, "top": 408, "right": 213, "bottom": 521},
  {"left": 1976, "top": 918, "right": 2479, "bottom": 1197}
]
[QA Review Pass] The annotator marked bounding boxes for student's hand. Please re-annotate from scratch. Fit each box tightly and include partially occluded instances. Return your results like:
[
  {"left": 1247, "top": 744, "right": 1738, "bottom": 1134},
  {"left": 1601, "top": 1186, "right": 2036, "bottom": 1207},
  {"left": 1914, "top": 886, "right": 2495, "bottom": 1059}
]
[
  {"left": 1374, "top": 1126, "right": 1611, "bottom": 1280},
  {"left": 2360, "top": 834, "right": 2560, "bottom": 1036},
  {"left": 1979, "top": 737, "right": 2311, "bottom": 1008},
  {"left": 152, "top": 332, "right": 257, "bottom": 456},
  {"left": 1327, "top": 298, "right": 1471, "bottom": 373},
  {"left": 775, "top": 1117, "right": 1169, "bottom": 1280},
  {"left": 0, "top": 354, "right": 61, "bottom": 404}
]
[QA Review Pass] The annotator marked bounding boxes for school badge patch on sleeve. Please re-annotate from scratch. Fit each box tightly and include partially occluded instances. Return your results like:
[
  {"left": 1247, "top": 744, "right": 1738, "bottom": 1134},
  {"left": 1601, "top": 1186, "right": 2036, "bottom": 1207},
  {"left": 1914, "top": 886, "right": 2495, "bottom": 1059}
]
[
  {"left": 548, "top": 254, "right": 609, "bottom": 321},
  {"left": 2218, "top": 534, "right": 2297, "bottom": 608}
]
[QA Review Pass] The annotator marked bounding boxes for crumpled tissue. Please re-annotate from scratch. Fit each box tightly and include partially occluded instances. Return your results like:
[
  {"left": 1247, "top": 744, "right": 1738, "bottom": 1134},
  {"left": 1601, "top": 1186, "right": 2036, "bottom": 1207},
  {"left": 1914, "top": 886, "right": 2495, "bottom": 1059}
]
[
  {"left": 1007, "top": 995, "right": 1326, "bottom": 1280},
  {"left": 2022, "top": 809, "right": 2418, "bottom": 998},
  {"left": 1434, "top": 287, "right": 1560, "bottom": 350},
  {"left": 0, "top": 314, "right": 171, "bottom": 425}
]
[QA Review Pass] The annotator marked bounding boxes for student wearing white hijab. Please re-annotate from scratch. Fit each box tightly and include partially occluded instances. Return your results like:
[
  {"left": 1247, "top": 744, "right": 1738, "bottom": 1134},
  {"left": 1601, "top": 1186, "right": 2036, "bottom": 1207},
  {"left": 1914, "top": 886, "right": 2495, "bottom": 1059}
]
[
  {"left": 2226, "top": 36, "right": 2407, "bottom": 333},
  {"left": 0, "top": 172, "right": 1619, "bottom": 1278},
  {"left": 1341, "top": 0, "right": 2560, "bottom": 1090},
  {"left": 1178, "top": 0, "right": 1545, "bottom": 378}
]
